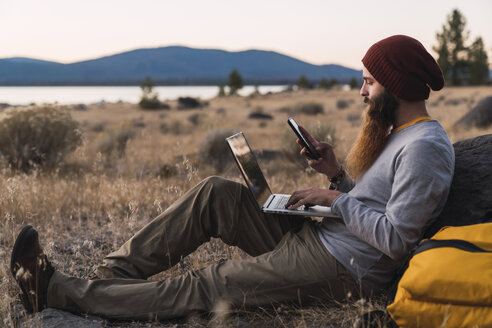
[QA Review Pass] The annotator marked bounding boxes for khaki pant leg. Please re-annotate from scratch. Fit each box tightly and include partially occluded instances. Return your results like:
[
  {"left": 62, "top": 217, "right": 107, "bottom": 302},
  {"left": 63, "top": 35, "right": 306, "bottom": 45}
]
[
  {"left": 47, "top": 222, "right": 357, "bottom": 321},
  {"left": 97, "top": 176, "right": 307, "bottom": 279}
]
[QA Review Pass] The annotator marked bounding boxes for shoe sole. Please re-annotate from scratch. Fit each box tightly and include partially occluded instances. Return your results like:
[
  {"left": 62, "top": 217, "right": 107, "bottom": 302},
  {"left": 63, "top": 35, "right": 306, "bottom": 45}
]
[{"left": 10, "top": 225, "right": 37, "bottom": 313}]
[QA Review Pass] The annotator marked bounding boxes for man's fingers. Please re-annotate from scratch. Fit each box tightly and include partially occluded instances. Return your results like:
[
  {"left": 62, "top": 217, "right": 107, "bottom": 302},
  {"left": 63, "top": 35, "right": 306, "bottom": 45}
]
[
  {"left": 288, "top": 199, "right": 306, "bottom": 210},
  {"left": 286, "top": 190, "right": 307, "bottom": 208},
  {"left": 300, "top": 147, "right": 322, "bottom": 163},
  {"left": 299, "top": 125, "right": 318, "bottom": 146},
  {"left": 300, "top": 147, "right": 310, "bottom": 157},
  {"left": 286, "top": 195, "right": 300, "bottom": 208}
]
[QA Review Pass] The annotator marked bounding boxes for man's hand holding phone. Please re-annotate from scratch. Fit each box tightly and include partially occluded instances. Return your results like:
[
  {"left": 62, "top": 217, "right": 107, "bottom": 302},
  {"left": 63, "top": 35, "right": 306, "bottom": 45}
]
[
  {"left": 287, "top": 118, "right": 345, "bottom": 209},
  {"left": 288, "top": 118, "right": 341, "bottom": 178}
]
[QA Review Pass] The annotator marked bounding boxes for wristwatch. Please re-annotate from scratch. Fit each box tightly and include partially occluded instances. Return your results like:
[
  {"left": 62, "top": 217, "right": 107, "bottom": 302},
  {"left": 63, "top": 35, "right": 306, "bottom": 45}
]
[{"left": 329, "top": 166, "right": 345, "bottom": 190}]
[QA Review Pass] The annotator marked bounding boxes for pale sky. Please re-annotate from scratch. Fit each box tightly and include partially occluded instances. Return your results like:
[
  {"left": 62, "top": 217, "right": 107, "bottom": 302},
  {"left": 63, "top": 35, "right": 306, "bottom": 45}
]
[{"left": 1, "top": 0, "right": 491, "bottom": 69}]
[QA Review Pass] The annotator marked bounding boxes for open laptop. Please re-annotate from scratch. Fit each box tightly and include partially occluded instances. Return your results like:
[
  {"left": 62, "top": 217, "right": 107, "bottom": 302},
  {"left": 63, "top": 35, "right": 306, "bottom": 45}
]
[{"left": 226, "top": 132, "right": 339, "bottom": 218}]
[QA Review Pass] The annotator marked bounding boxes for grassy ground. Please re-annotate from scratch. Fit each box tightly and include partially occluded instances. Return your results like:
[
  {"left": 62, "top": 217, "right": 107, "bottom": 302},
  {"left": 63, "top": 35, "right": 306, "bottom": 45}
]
[{"left": 1, "top": 86, "right": 491, "bottom": 327}]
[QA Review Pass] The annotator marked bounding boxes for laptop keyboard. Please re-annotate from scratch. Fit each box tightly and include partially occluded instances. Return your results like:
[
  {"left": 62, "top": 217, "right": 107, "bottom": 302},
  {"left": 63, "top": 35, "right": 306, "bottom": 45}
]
[{"left": 271, "top": 195, "right": 290, "bottom": 209}]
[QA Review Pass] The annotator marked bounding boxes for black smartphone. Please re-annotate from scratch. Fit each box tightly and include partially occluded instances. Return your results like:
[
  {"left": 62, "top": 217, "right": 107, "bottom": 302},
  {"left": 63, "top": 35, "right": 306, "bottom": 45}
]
[{"left": 287, "top": 118, "right": 321, "bottom": 160}]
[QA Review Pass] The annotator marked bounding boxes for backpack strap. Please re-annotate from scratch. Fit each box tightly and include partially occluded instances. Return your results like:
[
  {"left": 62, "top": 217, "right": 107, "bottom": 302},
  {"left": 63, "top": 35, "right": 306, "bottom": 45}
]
[{"left": 414, "top": 239, "right": 490, "bottom": 255}]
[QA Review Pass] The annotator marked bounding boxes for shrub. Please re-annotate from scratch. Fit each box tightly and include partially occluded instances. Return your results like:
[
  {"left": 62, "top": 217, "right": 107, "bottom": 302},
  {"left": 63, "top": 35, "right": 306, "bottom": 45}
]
[
  {"left": 198, "top": 128, "right": 236, "bottom": 172},
  {"left": 248, "top": 107, "right": 273, "bottom": 120},
  {"left": 216, "top": 107, "right": 227, "bottom": 116},
  {"left": 138, "top": 77, "right": 169, "bottom": 110},
  {"left": 160, "top": 120, "right": 186, "bottom": 135},
  {"left": 0, "top": 105, "right": 82, "bottom": 172},
  {"left": 178, "top": 97, "right": 202, "bottom": 110},
  {"left": 159, "top": 102, "right": 171, "bottom": 110},
  {"left": 281, "top": 121, "right": 336, "bottom": 168},
  {"left": 138, "top": 96, "right": 162, "bottom": 110},
  {"left": 347, "top": 112, "right": 362, "bottom": 126},
  {"left": 91, "top": 122, "right": 107, "bottom": 132},
  {"left": 336, "top": 99, "right": 350, "bottom": 110},
  {"left": 276, "top": 105, "right": 294, "bottom": 114},
  {"left": 96, "top": 122, "right": 136, "bottom": 158},
  {"left": 295, "top": 102, "right": 324, "bottom": 115},
  {"left": 157, "top": 163, "right": 178, "bottom": 178},
  {"left": 188, "top": 113, "right": 207, "bottom": 126},
  {"left": 72, "top": 103, "right": 87, "bottom": 111},
  {"left": 132, "top": 120, "right": 146, "bottom": 128},
  {"left": 445, "top": 98, "right": 465, "bottom": 106}
]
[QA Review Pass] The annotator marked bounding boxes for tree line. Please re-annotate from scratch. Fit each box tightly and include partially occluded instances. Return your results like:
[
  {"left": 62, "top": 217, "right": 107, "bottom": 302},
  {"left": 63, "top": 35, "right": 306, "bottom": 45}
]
[
  {"left": 140, "top": 8, "right": 489, "bottom": 107},
  {"left": 218, "top": 71, "right": 360, "bottom": 96}
]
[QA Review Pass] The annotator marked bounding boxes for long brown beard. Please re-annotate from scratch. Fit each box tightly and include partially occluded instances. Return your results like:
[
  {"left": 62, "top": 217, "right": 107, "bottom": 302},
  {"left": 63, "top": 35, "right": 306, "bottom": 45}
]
[{"left": 345, "top": 91, "right": 399, "bottom": 179}]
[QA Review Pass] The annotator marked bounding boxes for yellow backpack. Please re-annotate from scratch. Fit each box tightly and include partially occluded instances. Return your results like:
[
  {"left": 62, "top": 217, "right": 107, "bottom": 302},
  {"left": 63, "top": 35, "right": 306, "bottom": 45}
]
[{"left": 387, "top": 222, "right": 492, "bottom": 328}]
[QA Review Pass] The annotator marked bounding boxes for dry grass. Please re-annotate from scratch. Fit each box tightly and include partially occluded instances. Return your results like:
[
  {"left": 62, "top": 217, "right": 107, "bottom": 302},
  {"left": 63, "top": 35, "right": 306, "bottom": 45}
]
[{"left": 1, "top": 86, "right": 492, "bottom": 327}]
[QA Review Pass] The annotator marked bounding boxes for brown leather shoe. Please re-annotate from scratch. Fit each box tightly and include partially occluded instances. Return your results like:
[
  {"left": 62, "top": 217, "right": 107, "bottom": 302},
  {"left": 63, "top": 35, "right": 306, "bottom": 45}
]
[{"left": 10, "top": 225, "right": 55, "bottom": 313}]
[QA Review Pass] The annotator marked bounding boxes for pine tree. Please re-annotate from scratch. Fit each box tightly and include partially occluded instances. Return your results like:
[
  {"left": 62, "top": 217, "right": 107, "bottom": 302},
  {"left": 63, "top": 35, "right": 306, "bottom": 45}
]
[
  {"left": 434, "top": 32, "right": 451, "bottom": 81},
  {"left": 434, "top": 9, "right": 470, "bottom": 85},
  {"left": 319, "top": 78, "right": 329, "bottom": 89},
  {"left": 228, "top": 69, "right": 243, "bottom": 95},
  {"left": 434, "top": 8, "right": 490, "bottom": 85},
  {"left": 217, "top": 84, "right": 226, "bottom": 97},
  {"left": 297, "top": 75, "right": 312, "bottom": 89},
  {"left": 468, "top": 37, "right": 489, "bottom": 85},
  {"left": 140, "top": 77, "right": 155, "bottom": 96},
  {"left": 139, "top": 77, "right": 161, "bottom": 109},
  {"left": 318, "top": 78, "right": 338, "bottom": 89},
  {"left": 349, "top": 77, "right": 359, "bottom": 89}
]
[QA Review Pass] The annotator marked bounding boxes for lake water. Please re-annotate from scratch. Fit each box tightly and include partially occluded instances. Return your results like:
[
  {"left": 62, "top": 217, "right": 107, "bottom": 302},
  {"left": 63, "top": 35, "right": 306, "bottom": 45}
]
[{"left": 0, "top": 85, "right": 288, "bottom": 105}]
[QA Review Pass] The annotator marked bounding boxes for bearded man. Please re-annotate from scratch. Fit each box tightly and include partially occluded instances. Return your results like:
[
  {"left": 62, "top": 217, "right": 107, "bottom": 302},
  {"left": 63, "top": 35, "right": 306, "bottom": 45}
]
[{"left": 11, "top": 35, "right": 454, "bottom": 320}]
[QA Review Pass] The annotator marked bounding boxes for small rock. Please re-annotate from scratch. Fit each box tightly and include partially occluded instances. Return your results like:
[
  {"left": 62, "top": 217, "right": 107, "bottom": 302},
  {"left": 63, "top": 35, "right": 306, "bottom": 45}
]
[{"left": 14, "top": 305, "right": 106, "bottom": 328}]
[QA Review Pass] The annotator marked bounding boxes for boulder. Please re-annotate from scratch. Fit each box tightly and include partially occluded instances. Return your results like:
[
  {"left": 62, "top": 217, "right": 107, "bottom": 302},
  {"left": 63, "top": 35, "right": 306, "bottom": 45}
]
[
  {"left": 424, "top": 134, "right": 492, "bottom": 238},
  {"left": 454, "top": 96, "right": 492, "bottom": 129}
]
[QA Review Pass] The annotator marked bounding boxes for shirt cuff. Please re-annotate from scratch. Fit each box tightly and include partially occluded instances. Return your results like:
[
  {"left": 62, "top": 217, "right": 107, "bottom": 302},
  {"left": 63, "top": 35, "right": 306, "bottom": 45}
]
[
  {"left": 337, "top": 174, "right": 355, "bottom": 193},
  {"left": 331, "top": 192, "right": 349, "bottom": 217}
]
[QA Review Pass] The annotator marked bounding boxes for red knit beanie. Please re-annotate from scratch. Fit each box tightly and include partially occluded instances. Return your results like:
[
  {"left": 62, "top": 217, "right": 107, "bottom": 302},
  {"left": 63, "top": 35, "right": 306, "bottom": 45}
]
[{"left": 362, "top": 35, "right": 444, "bottom": 101}]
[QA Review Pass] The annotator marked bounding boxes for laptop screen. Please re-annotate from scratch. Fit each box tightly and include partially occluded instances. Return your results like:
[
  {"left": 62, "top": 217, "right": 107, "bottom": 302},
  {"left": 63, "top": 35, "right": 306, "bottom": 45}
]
[{"left": 226, "top": 132, "right": 272, "bottom": 208}]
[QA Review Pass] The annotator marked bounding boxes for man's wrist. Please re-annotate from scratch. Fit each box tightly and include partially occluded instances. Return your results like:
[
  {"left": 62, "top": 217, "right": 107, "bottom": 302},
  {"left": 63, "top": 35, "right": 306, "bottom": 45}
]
[{"left": 328, "top": 165, "right": 345, "bottom": 190}]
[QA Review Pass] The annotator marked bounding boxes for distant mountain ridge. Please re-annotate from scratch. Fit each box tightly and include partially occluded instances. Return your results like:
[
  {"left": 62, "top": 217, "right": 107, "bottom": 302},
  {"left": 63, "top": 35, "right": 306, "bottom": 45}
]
[{"left": 0, "top": 46, "right": 362, "bottom": 85}]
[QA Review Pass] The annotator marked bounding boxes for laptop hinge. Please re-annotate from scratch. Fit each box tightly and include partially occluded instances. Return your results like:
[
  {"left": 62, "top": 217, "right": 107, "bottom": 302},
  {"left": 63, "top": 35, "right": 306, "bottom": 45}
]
[{"left": 265, "top": 194, "right": 275, "bottom": 208}]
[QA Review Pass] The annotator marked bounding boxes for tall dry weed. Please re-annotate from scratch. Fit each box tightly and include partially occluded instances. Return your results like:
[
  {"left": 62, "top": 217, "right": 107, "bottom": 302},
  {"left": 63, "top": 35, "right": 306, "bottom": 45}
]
[{"left": 96, "top": 121, "right": 137, "bottom": 158}]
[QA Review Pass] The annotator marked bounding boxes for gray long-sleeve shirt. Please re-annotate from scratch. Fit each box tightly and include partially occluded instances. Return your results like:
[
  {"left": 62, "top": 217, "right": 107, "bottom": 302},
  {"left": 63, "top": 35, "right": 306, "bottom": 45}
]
[{"left": 316, "top": 120, "right": 454, "bottom": 295}]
